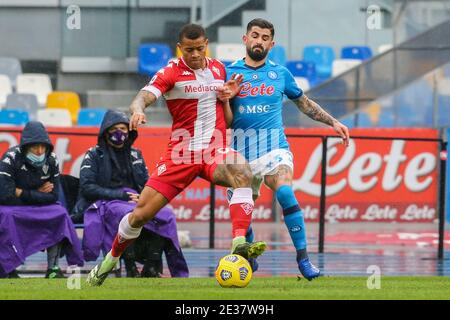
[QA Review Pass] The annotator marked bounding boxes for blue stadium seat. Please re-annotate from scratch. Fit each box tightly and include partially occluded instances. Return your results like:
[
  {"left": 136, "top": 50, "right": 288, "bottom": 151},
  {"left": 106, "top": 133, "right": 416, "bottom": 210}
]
[
  {"left": 341, "top": 46, "right": 373, "bottom": 60},
  {"left": 378, "top": 108, "right": 395, "bottom": 127},
  {"left": 356, "top": 112, "right": 373, "bottom": 127},
  {"left": 220, "top": 60, "right": 233, "bottom": 66},
  {"left": 78, "top": 108, "right": 107, "bottom": 126},
  {"left": 340, "top": 112, "right": 374, "bottom": 128},
  {"left": 138, "top": 43, "right": 173, "bottom": 77},
  {"left": 0, "top": 109, "right": 29, "bottom": 125},
  {"left": 340, "top": 115, "right": 355, "bottom": 129},
  {"left": 303, "top": 45, "right": 335, "bottom": 80},
  {"left": 286, "top": 60, "right": 317, "bottom": 86},
  {"left": 268, "top": 45, "right": 287, "bottom": 66},
  {"left": 438, "top": 95, "right": 450, "bottom": 127},
  {"left": 5, "top": 93, "right": 39, "bottom": 121}
]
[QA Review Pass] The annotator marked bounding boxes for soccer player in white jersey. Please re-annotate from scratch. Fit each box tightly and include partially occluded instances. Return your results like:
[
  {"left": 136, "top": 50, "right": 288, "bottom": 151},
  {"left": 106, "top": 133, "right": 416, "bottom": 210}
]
[
  {"left": 87, "top": 24, "right": 266, "bottom": 286},
  {"left": 223, "top": 18, "right": 350, "bottom": 280}
]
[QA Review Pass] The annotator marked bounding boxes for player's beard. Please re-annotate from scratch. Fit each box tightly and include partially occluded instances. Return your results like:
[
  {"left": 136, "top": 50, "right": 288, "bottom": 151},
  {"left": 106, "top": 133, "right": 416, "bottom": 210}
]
[{"left": 247, "top": 45, "right": 268, "bottom": 62}]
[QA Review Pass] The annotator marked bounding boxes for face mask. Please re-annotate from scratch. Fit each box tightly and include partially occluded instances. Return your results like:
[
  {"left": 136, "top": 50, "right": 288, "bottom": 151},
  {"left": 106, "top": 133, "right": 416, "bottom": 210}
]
[
  {"left": 108, "top": 130, "right": 128, "bottom": 146},
  {"left": 26, "top": 152, "right": 46, "bottom": 167}
]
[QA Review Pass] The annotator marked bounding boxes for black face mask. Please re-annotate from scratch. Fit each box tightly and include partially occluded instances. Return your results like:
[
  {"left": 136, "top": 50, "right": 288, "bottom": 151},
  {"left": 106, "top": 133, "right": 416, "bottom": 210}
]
[{"left": 247, "top": 45, "right": 269, "bottom": 62}]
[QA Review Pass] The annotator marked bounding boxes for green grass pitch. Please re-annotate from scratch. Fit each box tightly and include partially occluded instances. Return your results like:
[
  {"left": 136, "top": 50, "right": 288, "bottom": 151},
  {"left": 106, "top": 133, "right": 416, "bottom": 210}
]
[{"left": 1, "top": 276, "right": 449, "bottom": 300}]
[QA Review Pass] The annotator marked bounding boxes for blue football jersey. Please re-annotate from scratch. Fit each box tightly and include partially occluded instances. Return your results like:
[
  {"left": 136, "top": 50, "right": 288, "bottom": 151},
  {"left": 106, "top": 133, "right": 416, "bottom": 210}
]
[{"left": 226, "top": 59, "right": 303, "bottom": 161}]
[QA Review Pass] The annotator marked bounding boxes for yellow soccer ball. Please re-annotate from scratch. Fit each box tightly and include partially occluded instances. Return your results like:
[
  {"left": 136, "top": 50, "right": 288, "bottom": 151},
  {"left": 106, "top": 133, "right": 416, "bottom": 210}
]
[{"left": 215, "top": 254, "right": 252, "bottom": 288}]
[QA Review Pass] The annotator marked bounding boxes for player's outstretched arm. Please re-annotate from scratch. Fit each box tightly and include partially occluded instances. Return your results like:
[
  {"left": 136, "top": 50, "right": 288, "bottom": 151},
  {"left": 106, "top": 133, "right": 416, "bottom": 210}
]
[
  {"left": 223, "top": 100, "right": 234, "bottom": 128},
  {"left": 129, "top": 90, "right": 157, "bottom": 131},
  {"left": 293, "top": 94, "right": 350, "bottom": 146}
]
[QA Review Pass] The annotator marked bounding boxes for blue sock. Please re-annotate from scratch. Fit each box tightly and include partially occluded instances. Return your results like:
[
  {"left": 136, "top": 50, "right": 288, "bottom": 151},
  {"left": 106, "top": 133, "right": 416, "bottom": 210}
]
[
  {"left": 276, "top": 185, "right": 308, "bottom": 260},
  {"left": 245, "top": 225, "right": 254, "bottom": 243}
]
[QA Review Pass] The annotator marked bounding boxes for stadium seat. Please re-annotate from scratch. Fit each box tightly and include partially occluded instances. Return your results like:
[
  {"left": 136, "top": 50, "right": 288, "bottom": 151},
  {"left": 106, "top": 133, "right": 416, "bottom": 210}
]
[
  {"left": 268, "top": 45, "right": 287, "bottom": 66},
  {"left": 215, "top": 43, "right": 246, "bottom": 63},
  {"left": 0, "top": 109, "right": 29, "bottom": 126},
  {"left": 378, "top": 44, "right": 393, "bottom": 54},
  {"left": 437, "top": 78, "right": 450, "bottom": 127},
  {"left": 341, "top": 46, "right": 373, "bottom": 60},
  {"left": 332, "top": 59, "right": 361, "bottom": 77},
  {"left": 0, "top": 57, "right": 22, "bottom": 87},
  {"left": 0, "top": 75, "right": 12, "bottom": 107},
  {"left": 340, "top": 112, "right": 373, "bottom": 128},
  {"left": 16, "top": 73, "right": 53, "bottom": 106},
  {"left": 46, "top": 91, "right": 81, "bottom": 123},
  {"left": 77, "top": 108, "right": 107, "bottom": 126},
  {"left": 444, "top": 66, "right": 450, "bottom": 78},
  {"left": 286, "top": 60, "right": 317, "bottom": 86},
  {"left": 5, "top": 93, "right": 39, "bottom": 121},
  {"left": 303, "top": 45, "right": 335, "bottom": 79},
  {"left": 37, "top": 108, "right": 72, "bottom": 127},
  {"left": 138, "top": 43, "right": 173, "bottom": 77},
  {"left": 294, "top": 77, "right": 310, "bottom": 92},
  {"left": 356, "top": 112, "right": 373, "bottom": 127},
  {"left": 438, "top": 95, "right": 450, "bottom": 127},
  {"left": 378, "top": 108, "right": 396, "bottom": 127},
  {"left": 340, "top": 115, "right": 355, "bottom": 129},
  {"left": 438, "top": 78, "right": 450, "bottom": 95},
  {"left": 220, "top": 60, "right": 233, "bottom": 66}
]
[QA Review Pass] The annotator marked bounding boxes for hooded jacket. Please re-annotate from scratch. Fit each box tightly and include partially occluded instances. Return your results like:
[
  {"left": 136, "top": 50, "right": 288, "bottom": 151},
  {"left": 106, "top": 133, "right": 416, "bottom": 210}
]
[
  {"left": 0, "top": 121, "right": 60, "bottom": 205},
  {"left": 72, "top": 110, "right": 149, "bottom": 218}
]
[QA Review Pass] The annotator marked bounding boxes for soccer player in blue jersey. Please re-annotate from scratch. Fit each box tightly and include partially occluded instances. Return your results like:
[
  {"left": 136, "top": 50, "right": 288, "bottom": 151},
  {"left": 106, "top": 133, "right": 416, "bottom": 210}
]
[{"left": 222, "top": 18, "right": 350, "bottom": 280}]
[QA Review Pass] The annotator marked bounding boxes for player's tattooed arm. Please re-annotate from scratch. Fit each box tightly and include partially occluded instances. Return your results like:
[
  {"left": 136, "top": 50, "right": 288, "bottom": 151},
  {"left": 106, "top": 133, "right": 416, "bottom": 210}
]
[
  {"left": 129, "top": 91, "right": 157, "bottom": 131},
  {"left": 294, "top": 94, "right": 336, "bottom": 126},
  {"left": 294, "top": 94, "right": 350, "bottom": 146},
  {"left": 130, "top": 91, "right": 157, "bottom": 114}
]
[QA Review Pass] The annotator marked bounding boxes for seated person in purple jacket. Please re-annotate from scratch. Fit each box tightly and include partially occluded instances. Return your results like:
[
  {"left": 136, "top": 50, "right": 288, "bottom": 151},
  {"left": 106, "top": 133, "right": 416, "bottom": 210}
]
[
  {"left": 0, "top": 121, "right": 77, "bottom": 279},
  {"left": 72, "top": 110, "right": 188, "bottom": 278}
]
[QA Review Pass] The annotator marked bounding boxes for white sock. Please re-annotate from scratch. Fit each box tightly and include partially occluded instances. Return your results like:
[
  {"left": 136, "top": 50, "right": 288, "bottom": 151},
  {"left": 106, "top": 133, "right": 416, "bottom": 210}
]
[
  {"left": 229, "top": 187, "right": 254, "bottom": 205},
  {"left": 118, "top": 213, "right": 143, "bottom": 240}
]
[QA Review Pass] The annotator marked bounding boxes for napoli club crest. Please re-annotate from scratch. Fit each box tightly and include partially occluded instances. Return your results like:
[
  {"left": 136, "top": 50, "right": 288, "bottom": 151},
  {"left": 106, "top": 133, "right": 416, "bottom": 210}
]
[{"left": 268, "top": 71, "right": 278, "bottom": 79}]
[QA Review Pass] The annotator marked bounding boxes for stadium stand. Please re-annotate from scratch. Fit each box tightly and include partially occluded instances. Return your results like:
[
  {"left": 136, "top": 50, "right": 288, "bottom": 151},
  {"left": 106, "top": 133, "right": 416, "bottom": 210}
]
[
  {"left": 0, "top": 57, "right": 22, "bottom": 87},
  {"left": 437, "top": 78, "right": 450, "bottom": 127},
  {"left": 331, "top": 59, "right": 361, "bottom": 77},
  {"left": 0, "top": 75, "right": 12, "bottom": 107},
  {"left": 267, "top": 45, "right": 287, "bottom": 66},
  {"left": 138, "top": 43, "right": 173, "bottom": 77},
  {"left": 37, "top": 108, "right": 72, "bottom": 127},
  {"left": 286, "top": 60, "right": 317, "bottom": 86},
  {"left": 294, "top": 77, "right": 310, "bottom": 92},
  {"left": 378, "top": 44, "right": 393, "bottom": 54},
  {"left": 77, "top": 108, "right": 107, "bottom": 127},
  {"left": 354, "top": 112, "right": 373, "bottom": 127},
  {"left": 46, "top": 91, "right": 81, "bottom": 124},
  {"left": 303, "top": 45, "right": 335, "bottom": 80},
  {"left": 0, "top": 109, "right": 29, "bottom": 125},
  {"left": 377, "top": 108, "right": 396, "bottom": 127},
  {"left": 5, "top": 93, "right": 39, "bottom": 121},
  {"left": 215, "top": 43, "right": 246, "bottom": 64},
  {"left": 341, "top": 45, "right": 373, "bottom": 60},
  {"left": 16, "top": 73, "right": 53, "bottom": 107}
]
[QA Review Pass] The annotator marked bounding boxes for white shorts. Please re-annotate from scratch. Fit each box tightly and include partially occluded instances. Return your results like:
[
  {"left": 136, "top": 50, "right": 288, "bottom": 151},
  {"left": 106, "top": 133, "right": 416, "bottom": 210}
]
[{"left": 227, "top": 149, "right": 294, "bottom": 200}]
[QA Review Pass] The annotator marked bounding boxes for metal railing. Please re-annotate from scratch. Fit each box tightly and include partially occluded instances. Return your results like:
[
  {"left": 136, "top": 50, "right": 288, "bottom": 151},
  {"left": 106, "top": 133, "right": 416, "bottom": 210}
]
[{"left": 192, "top": 0, "right": 251, "bottom": 28}]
